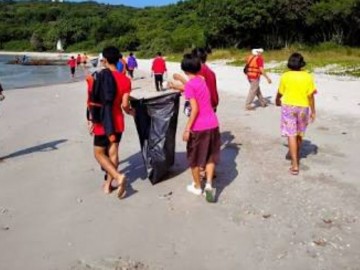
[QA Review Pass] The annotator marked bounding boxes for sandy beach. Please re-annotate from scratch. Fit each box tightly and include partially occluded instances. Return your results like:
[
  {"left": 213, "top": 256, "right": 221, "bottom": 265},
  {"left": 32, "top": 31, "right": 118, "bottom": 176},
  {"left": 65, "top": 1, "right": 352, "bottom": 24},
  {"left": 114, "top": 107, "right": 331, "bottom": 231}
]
[{"left": 0, "top": 59, "right": 359, "bottom": 270}]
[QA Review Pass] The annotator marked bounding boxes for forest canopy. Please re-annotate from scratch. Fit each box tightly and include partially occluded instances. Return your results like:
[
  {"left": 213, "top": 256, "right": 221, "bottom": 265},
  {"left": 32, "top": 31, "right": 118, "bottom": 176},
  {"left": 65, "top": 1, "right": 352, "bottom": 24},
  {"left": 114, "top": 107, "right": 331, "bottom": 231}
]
[{"left": 0, "top": 0, "right": 359, "bottom": 55}]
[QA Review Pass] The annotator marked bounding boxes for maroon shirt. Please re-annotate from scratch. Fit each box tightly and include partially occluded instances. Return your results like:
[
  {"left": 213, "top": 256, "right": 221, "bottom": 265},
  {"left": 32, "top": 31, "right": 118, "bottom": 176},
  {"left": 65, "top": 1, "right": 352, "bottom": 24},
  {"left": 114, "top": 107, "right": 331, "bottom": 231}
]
[{"left": 199, "top": 64, "right": 219, "bottom": 109}]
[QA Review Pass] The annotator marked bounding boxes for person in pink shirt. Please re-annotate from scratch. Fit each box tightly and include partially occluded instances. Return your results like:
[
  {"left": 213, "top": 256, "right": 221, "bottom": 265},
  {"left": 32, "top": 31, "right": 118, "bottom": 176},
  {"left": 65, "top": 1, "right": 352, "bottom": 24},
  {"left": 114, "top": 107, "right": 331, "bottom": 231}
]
[{"left": 180, "top": 54, "right": 220, "bottom": 202}]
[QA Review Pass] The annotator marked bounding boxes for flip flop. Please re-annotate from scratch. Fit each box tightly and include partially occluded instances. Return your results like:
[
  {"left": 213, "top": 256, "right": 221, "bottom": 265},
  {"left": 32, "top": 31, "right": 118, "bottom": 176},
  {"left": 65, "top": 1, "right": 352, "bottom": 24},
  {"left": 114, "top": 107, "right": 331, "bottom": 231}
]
[
  {"left": 117, "top": 176, "right": 127, "bottom": 199},
  {"left": 289, "top": 167, "right": 299, "bottom": 176}
]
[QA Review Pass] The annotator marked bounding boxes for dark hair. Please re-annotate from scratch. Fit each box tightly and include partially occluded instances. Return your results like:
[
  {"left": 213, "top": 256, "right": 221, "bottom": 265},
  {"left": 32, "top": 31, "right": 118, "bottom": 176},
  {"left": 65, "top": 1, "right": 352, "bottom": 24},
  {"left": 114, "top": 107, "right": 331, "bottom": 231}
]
[
  {"left": 129, "top": 52, "right": 133, "bottom": 56},
  {"left": 157, "top": 52, "right": 162, "bottom": 56},
  {"left": 192, "top": 48, "right": 207, "bottom": 63},
  {"left": 71, "top": 56, "right": 74, "bottom": 59},
  {"left": 287, "top": 52, "right": 306, "bottom": 71},
  {"left": 102, "top": 46, "right": 120, "bottom": 65},
  {"left": 181, "top": 53, "right": 201, "bottom": 74},
  {"left": 119, "top": 53, "right": 123, "bottom": 59}
]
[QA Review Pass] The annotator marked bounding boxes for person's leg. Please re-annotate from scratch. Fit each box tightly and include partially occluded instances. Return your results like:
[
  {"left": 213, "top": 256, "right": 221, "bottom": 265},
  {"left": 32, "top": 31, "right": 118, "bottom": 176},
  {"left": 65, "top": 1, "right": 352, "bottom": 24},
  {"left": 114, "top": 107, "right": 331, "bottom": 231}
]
[
  {"left": 159, "top": 74, "right": 164, "bottom": 91},
  {"left": 297, "top": 135, "right": 303, "bottom": 161},
  {"left": 288, "top": 136, "right": 299, "bottom": 174},
  {"left": 154, "top": 75, "right": 160, "bottom": 91},
  {"left": 94, "top": 146, "right": 126, "bottom": 198},
  {"left": 245, "top": 79, "right": 259, "bottom": 109},
  {"left": 205, "top": 162, "right": 215, "bottom": 187},
  {"left": 256, "top": 85, "right": 267, "bottom": 106},
  {"left": 103, "top": 142, "right": 119, "bottom": 193},
  {"left": 191, "top": 166, "right": 201, "bottom": 189}
]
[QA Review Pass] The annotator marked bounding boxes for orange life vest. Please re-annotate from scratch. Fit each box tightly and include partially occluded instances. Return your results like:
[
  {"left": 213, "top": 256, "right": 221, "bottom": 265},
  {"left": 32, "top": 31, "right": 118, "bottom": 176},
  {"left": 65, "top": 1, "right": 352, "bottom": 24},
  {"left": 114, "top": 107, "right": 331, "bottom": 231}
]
[{"left": 246, "top": 55, "right": 261, "bottom": 78}]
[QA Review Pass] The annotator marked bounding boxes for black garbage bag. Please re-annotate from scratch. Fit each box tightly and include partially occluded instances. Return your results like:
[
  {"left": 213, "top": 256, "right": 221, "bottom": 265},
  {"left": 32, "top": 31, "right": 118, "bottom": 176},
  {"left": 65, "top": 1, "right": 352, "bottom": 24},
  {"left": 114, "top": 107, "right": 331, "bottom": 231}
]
[{"left": 130, "top": 92, "right": 180, "bottom": 184}]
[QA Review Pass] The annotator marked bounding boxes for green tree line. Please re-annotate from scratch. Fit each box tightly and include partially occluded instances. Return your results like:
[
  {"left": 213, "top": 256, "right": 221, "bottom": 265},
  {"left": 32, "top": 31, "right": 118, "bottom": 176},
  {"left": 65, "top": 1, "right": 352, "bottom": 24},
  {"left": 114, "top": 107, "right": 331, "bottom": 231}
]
[{"left": 0, "top": 0, "right": 359, "bottom": 55}]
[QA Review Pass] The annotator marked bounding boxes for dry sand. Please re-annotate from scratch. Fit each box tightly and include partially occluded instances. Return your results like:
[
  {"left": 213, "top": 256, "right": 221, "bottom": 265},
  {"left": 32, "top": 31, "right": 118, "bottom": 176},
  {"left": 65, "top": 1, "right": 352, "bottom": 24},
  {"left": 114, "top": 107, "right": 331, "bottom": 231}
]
[{"left": 0, "top": 59, "right": 359, "bottom": 270}]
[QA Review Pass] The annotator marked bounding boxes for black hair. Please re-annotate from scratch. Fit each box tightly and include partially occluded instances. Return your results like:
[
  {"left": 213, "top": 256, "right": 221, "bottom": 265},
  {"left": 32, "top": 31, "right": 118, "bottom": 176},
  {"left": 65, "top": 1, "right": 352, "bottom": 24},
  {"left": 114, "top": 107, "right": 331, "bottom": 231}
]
[
  {"left": 71, "top": 56, "right": 74, "bottom": 59},
  {"left": 129, "top": 52, "right": 133, "bottom": 56},
  {"left": 157, "top": 52, "right": 162, "bottom": 56},
  {"left": 119, "top": 53, "right": 123, "bottom": 59},
  {"left": 102, "top": 46, "right": 120, "bottom": 65},
  {"left": 181, "top": 53, "right": 201, "bottom": 74},
  {"left": 287, "top": 52, "right": 306, "bottom": 71},
  {"left": 191, "top": 48, "right": 207, "bottom": 63}
]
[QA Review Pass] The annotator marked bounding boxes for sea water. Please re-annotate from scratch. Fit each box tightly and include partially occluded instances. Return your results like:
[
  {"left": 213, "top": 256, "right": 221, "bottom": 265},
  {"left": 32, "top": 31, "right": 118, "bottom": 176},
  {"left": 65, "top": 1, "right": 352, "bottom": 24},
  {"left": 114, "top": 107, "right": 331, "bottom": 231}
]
[{"left": 0, "top": 55, "right": 87, "bottom": 90}]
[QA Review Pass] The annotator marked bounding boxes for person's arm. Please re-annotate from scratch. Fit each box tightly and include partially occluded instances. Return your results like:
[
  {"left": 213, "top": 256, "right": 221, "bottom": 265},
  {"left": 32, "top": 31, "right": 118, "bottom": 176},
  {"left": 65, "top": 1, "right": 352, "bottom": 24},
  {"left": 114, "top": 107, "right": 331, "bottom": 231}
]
[
  {"left": 309, "top": 94, "right": 316, "bottom": 123},
  {"left": 260, "top": 67, "right": 272, "bottom": 84},
  {"left": 275, "top": 92, "right": 282, "bottom": 106},
  {"left": 183, "top": 98, "right": 199, "bottom": 142}
]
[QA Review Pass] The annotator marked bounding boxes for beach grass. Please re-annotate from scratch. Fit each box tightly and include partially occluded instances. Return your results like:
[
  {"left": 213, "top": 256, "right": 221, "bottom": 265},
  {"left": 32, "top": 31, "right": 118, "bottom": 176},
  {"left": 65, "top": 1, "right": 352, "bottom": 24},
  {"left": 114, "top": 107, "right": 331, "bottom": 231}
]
[{"left": 204, "top": 44, "right": 360, "bottom": 77}]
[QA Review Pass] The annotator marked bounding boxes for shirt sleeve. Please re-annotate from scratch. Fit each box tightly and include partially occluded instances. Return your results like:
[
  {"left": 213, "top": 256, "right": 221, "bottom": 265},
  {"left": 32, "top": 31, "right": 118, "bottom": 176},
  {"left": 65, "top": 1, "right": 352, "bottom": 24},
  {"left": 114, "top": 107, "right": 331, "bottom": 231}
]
[
  {"left": 123, "top": 77, "right": 131, "bottom": 94},
  {"left": 307, "top": 75, "right": 317, "bottom": 96},
  {"left": 184, "top": 82, "right": 195, "bottom": 100},
  {"left": 257, "top": 57, "right": 264, "bottom": 68}
]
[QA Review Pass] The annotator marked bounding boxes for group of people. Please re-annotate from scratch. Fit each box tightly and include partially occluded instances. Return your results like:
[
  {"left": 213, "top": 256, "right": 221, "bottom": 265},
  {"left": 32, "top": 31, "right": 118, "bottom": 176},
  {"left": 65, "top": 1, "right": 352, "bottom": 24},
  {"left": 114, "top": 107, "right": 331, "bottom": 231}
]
[
  {"left": 85, "top": 45, "right": 316, "bottom": 202},
  {"left": 67, "top": 53, "right": 89, "bottom": 78}
]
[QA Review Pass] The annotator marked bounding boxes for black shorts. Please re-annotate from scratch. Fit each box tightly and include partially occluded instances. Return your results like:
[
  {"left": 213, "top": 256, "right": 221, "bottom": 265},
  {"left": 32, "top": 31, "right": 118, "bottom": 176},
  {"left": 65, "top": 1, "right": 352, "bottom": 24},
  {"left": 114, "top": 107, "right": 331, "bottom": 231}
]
[
  {"left": 70, "top": 67, "right": 75, "bottom": 75},
  {"left": 94, "top": 133, "right": 122, "bottom": 147}
]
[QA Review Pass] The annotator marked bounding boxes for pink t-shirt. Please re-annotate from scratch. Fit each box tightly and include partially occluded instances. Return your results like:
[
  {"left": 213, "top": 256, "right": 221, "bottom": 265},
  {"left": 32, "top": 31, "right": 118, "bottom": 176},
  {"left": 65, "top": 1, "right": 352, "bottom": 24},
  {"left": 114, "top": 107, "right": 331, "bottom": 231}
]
[{"left": 184, "top": 76, "right": 219, "bottom": 132}]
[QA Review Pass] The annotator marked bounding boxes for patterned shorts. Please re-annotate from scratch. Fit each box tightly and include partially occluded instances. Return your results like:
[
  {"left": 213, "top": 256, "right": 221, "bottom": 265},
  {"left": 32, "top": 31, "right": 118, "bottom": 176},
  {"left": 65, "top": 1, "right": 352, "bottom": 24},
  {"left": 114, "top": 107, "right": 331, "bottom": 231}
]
[{"left": 281, "top": 105, "right": 310, "bottom": 137}]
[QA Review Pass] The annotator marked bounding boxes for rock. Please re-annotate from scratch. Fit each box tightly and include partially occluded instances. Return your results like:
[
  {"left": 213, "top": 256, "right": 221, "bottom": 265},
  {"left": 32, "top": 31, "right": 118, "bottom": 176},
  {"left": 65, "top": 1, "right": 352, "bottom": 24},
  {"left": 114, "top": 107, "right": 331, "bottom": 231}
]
[
  {"left": 1, "top": 225, "right": 10, "bottom": 231},
  {"left": 262, "top": 214, "right": 272, "bottom": 219},
  {"left": 158, "top": 191, "right": 173, "bottom": 199},
  {"left": 76, "top": 198, "right": 83, "bottom": 204},
  {"left": 313, "top": 238, "right": 327, "bottom": 247}
]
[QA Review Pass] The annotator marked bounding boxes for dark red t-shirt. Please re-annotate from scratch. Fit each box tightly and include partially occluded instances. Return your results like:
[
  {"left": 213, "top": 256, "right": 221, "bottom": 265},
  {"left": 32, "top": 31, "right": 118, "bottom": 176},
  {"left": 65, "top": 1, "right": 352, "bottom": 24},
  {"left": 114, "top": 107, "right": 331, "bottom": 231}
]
[
  {"left": 198, "top": 64, "right": 219, "bottom": 108},
  {"left": 87, "top": 70, "right": 131, "bottom": 135}
]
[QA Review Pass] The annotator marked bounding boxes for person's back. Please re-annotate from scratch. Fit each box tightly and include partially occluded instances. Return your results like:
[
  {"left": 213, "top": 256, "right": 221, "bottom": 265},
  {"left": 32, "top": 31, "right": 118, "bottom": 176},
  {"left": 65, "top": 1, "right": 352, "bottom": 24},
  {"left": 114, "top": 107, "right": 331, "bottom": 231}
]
[
  {"left": 152, "top": 57, "right": 166, "bottom": 74},
  {"left": 199, "top": 64, "right": 218, "bottom": 109},
  {"left": 185, "top": 76, "right": 218, "bottom": 131},
  {"left": 246, "top": 54, "right": 262, "bottom": 80},
  {"left": 127, "top": 54, "right": 137, "bottom": 70},
  {"left": 279, "top": 70, "right": 315, "bottom": 107}
]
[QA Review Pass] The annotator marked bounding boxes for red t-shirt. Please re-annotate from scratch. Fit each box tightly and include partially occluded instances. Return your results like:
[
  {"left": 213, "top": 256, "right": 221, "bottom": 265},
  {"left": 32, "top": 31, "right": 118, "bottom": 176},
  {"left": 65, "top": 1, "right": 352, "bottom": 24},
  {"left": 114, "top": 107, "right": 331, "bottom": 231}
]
[
  {"left": 151, "top": 57, "right": 167, "bottom": 74},
  {"left": 67, "top": 59, "right": 76, "bottom": 68},
  {"left": 198, "top": 64, "right": 219, "bottom": 108},
  {"left": 87, "top": 71, "right": 131, "bottom": 136}
]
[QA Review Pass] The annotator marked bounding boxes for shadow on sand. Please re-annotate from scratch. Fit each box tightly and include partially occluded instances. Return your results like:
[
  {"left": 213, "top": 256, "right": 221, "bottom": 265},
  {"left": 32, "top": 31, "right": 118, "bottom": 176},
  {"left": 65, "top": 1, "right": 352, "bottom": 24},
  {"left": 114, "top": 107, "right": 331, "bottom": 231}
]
[
  {"left": 0, "top": 139, "right": 68, "bottom": 161},
  {"left": 284, "top": 139, "right": 318, "bottom": 160},
  {"left": 215, "top": 131, "right": 241, "bottom": 201}
]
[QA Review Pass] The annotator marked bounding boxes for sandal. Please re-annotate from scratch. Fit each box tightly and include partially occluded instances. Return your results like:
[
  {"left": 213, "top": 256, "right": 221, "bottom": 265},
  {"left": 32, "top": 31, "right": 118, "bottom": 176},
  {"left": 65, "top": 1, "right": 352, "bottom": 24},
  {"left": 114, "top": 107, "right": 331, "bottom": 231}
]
[{"left": 289, "top": 167, "right": 299, "bottom": 176}]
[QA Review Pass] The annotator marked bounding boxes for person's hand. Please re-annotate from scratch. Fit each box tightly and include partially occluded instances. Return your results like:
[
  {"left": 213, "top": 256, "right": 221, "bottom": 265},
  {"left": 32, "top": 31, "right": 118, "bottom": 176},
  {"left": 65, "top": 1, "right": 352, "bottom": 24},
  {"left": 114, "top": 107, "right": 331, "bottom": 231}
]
[
  {"left": 87, "top": 121, "right": 94, "bottom": 135},
  {"left": 267, "top": 77, "right": 272, "bottom": 84},
  {"left": 0, "top": 93, "right": 5, "bottom": 101},
  {"left": 310, "top": 112, "right": 316, "bottom": 123},
  {"left": 127, "top": 108, "right": 136, "bottom": 117},
  {"left": 173, "top": 73, "right": 184, "bottom": 82},
  {"left": 182, "top": 130, "right": 190, "bottom": 142}
]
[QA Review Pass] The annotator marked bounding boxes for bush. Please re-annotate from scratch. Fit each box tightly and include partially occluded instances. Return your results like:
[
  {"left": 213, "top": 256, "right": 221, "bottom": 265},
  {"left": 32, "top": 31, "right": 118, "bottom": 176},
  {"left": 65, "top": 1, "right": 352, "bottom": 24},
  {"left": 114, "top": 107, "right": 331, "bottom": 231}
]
[
  {"left": 2, "top": 40, "right": 31, "bottom": 51},
  {"left": 66, "top": 40, "right": 96, "bottom": 52}
]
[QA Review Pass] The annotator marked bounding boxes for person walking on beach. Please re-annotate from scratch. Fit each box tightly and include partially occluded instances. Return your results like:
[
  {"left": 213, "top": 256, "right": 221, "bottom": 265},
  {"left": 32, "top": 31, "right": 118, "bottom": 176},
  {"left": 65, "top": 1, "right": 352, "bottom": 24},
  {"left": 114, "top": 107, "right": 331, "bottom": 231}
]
[
  {"left": 275, "top": 52, "right": 316, "bottom": 175},
  {"left": 67, "top": 56, "right": 77, "bottom": 78},
  {"left": 76, "top": 54, "right": 82, "bottom": 66},
  {"left": 180, "top": 54, "right": 221, "bottom": 202},
  {"left": 126, "top": 52, "right": 138, "bottom": 79},
  {"left": 116, "top": 53, "right": 127, "bottom": 75},
  {"left": 244, "top": 48, "right": 272, "bottom": 110},
  {"left": 192, "top": 48, "right": 219, "bottom": 111},
  {"left": 151, "top": 52, "right": 167, "bottom": 91},
  {"left": 86, "top": 46, "right": 134, "bottom": 198}
]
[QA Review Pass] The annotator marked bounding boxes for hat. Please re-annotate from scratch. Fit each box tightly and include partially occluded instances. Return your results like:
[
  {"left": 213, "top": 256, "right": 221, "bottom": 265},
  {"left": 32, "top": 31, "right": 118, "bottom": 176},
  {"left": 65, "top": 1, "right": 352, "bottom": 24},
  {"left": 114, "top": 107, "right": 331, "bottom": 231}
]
[{"left": 251, "top": 48, "right": 264, "bottom": 55}]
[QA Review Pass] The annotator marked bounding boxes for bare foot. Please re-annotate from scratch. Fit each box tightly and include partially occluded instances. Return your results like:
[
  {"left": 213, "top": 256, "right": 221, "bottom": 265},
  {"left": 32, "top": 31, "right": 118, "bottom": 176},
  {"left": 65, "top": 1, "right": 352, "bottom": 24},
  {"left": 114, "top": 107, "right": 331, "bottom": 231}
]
[
  {"left": 102, "top": 181, "right": 112, "bottom": 194},
  {"left": 116, "top": 174, "right": 127, "bottom": 199}
]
